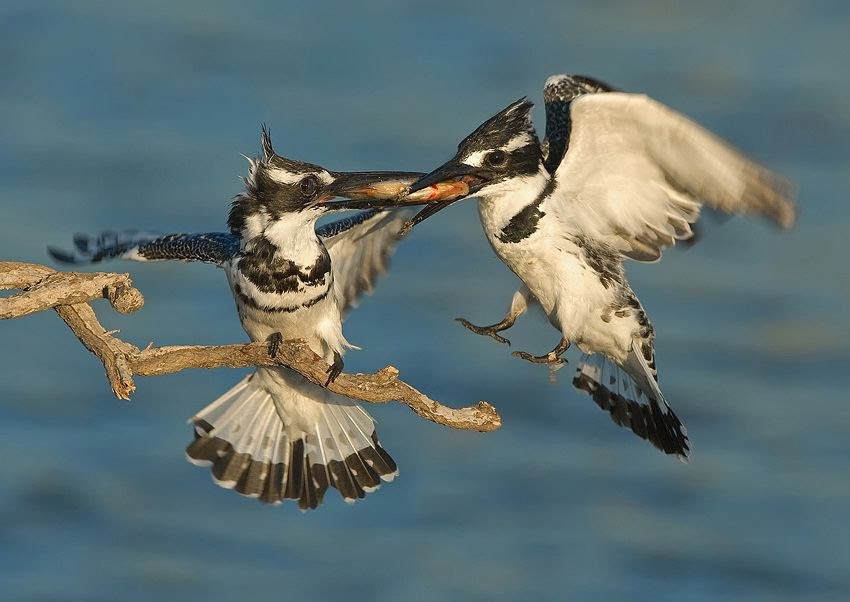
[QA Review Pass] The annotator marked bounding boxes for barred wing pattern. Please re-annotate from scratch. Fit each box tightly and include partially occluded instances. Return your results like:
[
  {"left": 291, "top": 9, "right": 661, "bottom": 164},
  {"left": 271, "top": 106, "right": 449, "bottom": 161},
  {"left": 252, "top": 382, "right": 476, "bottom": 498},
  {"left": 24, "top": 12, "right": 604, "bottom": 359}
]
[{"left": 48, "top": 231, "right": 239, "bottom": 266}]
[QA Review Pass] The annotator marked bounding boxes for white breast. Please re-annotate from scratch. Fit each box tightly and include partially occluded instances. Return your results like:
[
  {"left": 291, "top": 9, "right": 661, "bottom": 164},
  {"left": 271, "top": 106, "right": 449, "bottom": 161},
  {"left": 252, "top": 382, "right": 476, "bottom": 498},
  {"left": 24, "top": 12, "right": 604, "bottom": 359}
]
[{"left": 233, "top": 287, "right": 347, "bottom": 363}]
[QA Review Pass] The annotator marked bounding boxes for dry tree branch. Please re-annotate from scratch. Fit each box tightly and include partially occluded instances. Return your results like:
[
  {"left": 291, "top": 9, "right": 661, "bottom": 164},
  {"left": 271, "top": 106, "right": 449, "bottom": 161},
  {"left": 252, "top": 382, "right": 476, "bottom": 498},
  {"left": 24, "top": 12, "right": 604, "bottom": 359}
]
[{"left": 0, "top": 261, "right": 500, "bottom": 432}]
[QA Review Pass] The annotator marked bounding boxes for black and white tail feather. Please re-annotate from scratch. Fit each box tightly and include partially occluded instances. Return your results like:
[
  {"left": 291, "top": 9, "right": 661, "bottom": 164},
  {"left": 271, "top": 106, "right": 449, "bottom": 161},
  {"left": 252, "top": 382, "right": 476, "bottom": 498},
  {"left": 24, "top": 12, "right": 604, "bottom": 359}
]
[
  {"left": 573, "top": 345, "right": 689, "bottom": 460},
  {"left": 186, "top": 371, "right": 397, "bottom": 509}
]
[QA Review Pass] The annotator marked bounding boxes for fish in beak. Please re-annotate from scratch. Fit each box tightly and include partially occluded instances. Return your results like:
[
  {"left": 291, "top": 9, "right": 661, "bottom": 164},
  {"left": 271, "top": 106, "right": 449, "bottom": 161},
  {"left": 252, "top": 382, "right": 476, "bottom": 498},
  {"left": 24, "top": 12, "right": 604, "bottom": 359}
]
[
  {"left": 321, "top": 171, "right": 423, "bottom": 205},
  {"left": 321, "top": 170, "right": 472, "bottom": 212},
  {"left": 398, "top": 158, "right": 495, "bottom": 232}
]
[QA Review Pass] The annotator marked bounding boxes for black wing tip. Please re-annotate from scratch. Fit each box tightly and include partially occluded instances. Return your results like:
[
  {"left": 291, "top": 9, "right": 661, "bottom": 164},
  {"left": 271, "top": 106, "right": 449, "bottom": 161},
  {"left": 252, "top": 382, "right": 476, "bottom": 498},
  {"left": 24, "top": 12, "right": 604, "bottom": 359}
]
[
  {"left": 47, "top": 246, "right": 81, "bottom": 264},
  {"left": 48, "top": 231, "right": 101, "bottom": 264}
]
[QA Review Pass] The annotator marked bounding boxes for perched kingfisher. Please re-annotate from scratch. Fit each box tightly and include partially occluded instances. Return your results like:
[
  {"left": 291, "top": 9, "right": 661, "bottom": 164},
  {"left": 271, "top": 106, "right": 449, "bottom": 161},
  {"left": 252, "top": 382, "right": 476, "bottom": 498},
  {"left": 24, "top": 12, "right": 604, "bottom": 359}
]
[
  {"left": 397, "top": 74, "right": 797, "bottom": 459},
  {"left": 49, "top": 128, "right": 442, "bottom": 509}
]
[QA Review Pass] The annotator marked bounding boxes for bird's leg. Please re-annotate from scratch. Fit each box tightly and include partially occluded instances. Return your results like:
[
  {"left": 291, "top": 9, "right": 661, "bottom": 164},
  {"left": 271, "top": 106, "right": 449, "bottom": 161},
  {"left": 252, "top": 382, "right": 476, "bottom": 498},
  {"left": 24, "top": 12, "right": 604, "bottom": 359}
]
[
  {"left": 325, "top": 351, "right": 344, "bottom": 386},
  {"left": 269, "top": 332, "right": 342, "bottom": 385},
  {"left": 266, "top": 332, "right": 283, "bottom": 358},
  {"left": 456, "top": 315, "right": 516, "bottom": 345},
  {"left": 456, "top": 288, "right": 530, "bottom": 346},
  {"left": 513, "top": 338, "right": 570, "bottom": 365}
]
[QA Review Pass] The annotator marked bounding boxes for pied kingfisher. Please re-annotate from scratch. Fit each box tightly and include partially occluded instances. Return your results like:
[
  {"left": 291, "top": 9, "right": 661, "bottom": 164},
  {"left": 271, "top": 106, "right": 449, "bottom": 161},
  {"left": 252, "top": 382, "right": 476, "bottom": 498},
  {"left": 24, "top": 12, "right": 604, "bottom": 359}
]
[
  {"left": 49, "top": 128, "right": 440, "bottom": 509},
  {"left": 398, "top": 74, "right": 796, "bottom": 459}
]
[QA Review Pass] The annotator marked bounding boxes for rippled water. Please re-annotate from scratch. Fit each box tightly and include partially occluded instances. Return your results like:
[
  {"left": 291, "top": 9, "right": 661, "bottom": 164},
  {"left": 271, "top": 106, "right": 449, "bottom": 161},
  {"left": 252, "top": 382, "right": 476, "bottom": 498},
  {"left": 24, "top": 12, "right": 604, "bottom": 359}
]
[{"left": 1, "top": 1, "right": 849, "bottom": 600}]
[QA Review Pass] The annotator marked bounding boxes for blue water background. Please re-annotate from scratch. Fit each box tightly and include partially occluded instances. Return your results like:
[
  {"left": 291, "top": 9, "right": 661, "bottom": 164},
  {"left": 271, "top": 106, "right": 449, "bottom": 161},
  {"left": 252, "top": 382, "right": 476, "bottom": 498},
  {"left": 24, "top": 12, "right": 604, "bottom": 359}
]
[{"left": 1, "top": 1, "right": 849, "bottom": 600}]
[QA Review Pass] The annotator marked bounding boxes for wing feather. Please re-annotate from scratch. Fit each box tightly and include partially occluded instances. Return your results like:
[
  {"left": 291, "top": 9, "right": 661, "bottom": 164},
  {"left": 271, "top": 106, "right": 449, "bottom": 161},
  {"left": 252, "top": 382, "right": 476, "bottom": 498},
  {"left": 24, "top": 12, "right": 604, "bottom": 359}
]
[
  {"left": 48, "top": 231, "right": 239, "bottom": 265},
  {"left": 552, "top": 92, "right": 796, "bottom": 261},
  {"left": 542, "top": 74, "right": 616, "bottom": 173},
  {"left": 318, "top": 209, "right": 416, "bottom": 314}
]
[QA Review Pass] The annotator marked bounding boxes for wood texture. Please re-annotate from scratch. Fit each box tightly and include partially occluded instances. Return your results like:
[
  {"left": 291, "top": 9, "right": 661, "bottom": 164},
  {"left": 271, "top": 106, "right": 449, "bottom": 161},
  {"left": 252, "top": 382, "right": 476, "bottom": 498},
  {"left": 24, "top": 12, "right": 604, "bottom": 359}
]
[{"left": 0, "top": 261, "right": 500, "bottom": 432}]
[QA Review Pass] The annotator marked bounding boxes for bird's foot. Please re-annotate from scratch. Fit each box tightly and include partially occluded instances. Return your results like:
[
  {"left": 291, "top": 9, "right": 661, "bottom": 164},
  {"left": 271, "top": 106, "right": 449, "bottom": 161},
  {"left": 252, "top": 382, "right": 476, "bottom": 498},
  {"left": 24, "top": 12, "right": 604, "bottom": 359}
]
[
  {"left": 266, "top": 332, "right": 283, "bottom": 358},
  {"left": 455, "top": 317, "right": 512, "bottom": 346},
  {"left": 325, "top": 351, "right": 344, "bottom": 386},
  {"left": 512, "top": 338, "right": 570, "bottom": 365},
  {"left": 512, "top": 350, "right": 567, "bottom": 365}
]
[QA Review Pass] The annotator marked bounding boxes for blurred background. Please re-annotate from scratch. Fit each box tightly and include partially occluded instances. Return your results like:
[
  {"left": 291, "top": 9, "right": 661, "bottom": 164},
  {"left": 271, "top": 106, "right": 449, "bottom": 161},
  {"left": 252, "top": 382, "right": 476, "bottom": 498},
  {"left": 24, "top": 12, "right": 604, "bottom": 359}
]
[{"left": 1, "top": 1, "right": 848, "bottom": 600}]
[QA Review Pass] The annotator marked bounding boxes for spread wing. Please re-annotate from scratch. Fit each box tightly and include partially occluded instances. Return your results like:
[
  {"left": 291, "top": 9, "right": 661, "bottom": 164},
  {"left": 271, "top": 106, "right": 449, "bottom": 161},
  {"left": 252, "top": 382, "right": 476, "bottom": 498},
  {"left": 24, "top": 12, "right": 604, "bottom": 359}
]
[
  {"left": 48, "top": 231, "right": 240, "bottom": 266},
  {"left": 549, "top": 90, "right": 796, "bottom": 262},
  {"left": 542, "top": 74, "right": 615, "bottom": 173},
  {"left": 318, "top": 208, "right": 417, "bottom": 314}
]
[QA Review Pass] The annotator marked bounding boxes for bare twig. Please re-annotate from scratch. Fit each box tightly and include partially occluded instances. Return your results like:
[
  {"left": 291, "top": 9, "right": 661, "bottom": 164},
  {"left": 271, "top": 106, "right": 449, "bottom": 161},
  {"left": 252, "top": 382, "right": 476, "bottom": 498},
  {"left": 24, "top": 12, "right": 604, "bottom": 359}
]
[
  {"left": 0, "top": 261, "right": 501, "bottom": 432},
  {"left": 0, "top": 261, "right": 143, "bottom": 318}
]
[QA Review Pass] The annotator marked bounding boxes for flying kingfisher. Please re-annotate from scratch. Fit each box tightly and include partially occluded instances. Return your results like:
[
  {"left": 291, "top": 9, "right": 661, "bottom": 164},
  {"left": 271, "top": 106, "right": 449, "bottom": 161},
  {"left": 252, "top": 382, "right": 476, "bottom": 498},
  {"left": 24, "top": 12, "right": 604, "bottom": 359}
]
[
  {"left": 393, "top": 74, "right": 797, "bottom": 459},
  {"left": 49, "top": 128, "right": 448, "bottom": 509}
]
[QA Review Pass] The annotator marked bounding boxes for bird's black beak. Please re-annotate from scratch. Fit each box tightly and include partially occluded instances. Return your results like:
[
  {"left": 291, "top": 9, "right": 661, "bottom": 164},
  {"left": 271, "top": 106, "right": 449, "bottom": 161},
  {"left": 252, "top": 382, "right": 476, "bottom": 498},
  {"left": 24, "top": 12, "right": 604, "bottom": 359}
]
[
  {"left": 321, "top": 171, "right": 423, "bottom": 206},
  {"left": 320, "top": 170, "right": 471, "bottom": 211},
  {"left": 407, "top": 160, "right": 480, "bottom": 194},
  {"left": 400, "top": 158, "right": 493, "bottom": 230},
  {"left": 316, "top": 171, "right": 420, "bottom": 211}
]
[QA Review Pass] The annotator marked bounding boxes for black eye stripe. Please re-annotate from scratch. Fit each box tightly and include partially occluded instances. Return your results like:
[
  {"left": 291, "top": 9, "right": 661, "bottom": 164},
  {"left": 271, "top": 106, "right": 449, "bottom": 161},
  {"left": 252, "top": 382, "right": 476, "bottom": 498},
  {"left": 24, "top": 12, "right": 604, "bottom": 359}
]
[
  {"left": 473, "top": 143, "right": 540, "bottom": 180},
  {"left": 509, "top": 143, "right": 542, "bottom": 174},
  {"left": 480, "top": 144, "right": 538, "bottom": 164}
]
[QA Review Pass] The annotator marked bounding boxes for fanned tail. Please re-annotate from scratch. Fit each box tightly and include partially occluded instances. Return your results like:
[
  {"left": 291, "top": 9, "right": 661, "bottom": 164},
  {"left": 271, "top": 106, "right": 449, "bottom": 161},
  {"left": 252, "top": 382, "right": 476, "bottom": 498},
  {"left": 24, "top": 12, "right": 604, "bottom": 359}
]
[
  {"left": 572, "top": 344, "right": 690, "bottom": 460},
  {"left": 186, "top": 370, "right": 397, "bottom": 510}
]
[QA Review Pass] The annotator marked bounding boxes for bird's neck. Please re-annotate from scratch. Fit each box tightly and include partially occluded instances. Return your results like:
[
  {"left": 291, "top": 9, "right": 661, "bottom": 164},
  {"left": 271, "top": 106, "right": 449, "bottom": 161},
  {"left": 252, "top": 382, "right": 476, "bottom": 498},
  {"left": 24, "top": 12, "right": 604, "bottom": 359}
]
[
  {"left": 229, "top": 209, "right": 333, "bottom": 321},
  {"left": 239, "top": 209, "right": 324, "bottom": 265},
  {"left": 477, "top": 167, "right": 551, "bottom": 240}
]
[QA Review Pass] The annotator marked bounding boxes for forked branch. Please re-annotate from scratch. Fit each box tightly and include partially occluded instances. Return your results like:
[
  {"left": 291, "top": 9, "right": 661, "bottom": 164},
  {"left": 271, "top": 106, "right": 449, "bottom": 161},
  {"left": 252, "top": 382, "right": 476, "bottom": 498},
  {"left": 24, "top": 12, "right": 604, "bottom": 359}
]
[{"left": 0, "top": 261, "right": 500, "bottom": 432}]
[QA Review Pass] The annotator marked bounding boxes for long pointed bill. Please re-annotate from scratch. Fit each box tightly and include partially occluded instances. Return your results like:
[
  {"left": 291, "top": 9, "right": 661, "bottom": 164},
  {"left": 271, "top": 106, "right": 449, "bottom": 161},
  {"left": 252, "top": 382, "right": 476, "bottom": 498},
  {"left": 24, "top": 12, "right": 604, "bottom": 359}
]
[
  {"left": 320, "top": 171, "right": 421, "bottom": 207},
  {"left": 396, "top": 199, "right": 456, "bottom": 237},
  {"left": 397, "top": 159, "right": 494, "bottom": 232},
  {"left": 321, "top": 170, "right": 471, "bottom": 210},
  {"left": 406, "top": 160, "right": 481, "bottom": 194}
]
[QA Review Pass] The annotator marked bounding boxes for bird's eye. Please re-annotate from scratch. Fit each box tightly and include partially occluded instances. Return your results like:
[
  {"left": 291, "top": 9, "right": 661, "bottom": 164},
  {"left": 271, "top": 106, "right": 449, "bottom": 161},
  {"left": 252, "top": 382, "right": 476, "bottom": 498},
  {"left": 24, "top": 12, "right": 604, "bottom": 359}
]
[
  {"left": 299, "top": 175, "right": 319, "bottom": 197},
  {"left": 485, "top": 150, "right": 508, "bottom": 168}
]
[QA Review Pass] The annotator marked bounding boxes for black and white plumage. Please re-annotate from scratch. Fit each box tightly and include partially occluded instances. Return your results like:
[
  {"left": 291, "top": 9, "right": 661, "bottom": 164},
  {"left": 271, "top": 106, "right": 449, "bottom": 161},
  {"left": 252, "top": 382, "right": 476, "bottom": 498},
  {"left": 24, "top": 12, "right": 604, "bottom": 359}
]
[
  {"left": 48, "top": 231, "right": 240, "bottom": 265},
  {"left": 50, "top": 129, "right": 423, "bottom": 509},
  {"left": 405, "top": 74, "right": 797, "bottom": 459}
]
